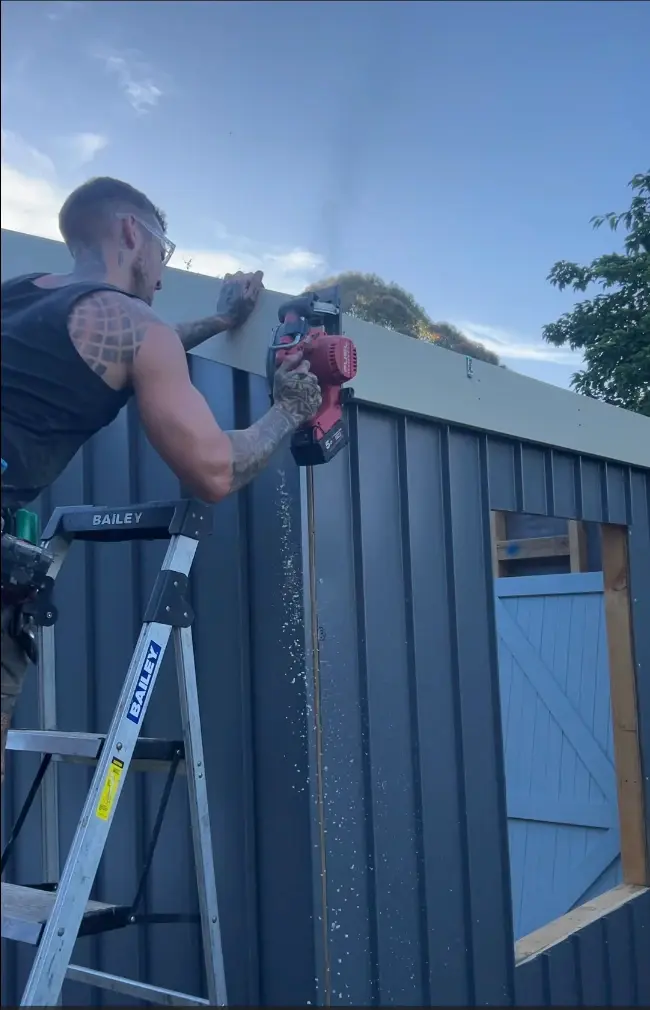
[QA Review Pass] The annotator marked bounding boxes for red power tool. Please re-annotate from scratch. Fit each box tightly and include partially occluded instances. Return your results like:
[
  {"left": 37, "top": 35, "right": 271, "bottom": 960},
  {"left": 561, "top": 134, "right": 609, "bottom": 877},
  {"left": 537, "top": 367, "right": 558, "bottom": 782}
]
[{"left": 267, "top": 288, "right": 358, "bottom": 466}]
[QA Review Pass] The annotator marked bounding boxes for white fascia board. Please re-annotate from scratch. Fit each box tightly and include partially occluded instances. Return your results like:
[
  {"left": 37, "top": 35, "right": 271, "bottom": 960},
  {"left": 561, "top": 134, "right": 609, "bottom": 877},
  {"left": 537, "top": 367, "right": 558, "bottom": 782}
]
[
  {"left": 339, "top": 315, "right": 650, "bottom": 469},
  {"left": 2, "top": 228, "right": 649, "bottom": 468}
]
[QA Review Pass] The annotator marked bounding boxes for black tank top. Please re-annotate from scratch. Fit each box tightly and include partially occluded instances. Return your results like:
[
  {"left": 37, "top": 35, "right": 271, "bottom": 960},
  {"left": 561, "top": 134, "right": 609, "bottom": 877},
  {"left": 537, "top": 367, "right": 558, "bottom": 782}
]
[{"left": 1, "top": 273, "right": 137, "bottom": 507}]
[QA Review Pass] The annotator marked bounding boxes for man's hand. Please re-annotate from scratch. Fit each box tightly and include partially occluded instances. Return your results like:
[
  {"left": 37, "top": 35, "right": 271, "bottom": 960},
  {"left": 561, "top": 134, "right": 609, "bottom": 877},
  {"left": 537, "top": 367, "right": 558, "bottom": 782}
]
[
  {"left": 224, "top": 352, "right": 322, "bottom": 494},
  {"left": 272, "top": 353, "right": 322, "bottom": 425},
  {"left": 216, "top": 270, "right": 264, "bottom": 330},
  {"left": 175, "top": 270, "right": 265, "bottom": 352}
]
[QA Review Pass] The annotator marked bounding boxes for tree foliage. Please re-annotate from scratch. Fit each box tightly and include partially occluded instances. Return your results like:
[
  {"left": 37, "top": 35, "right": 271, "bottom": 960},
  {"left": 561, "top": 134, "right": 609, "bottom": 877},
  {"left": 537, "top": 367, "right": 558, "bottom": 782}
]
[
  {"left": 304, "top": 271, "right": 500, "bottom": 365},
  {"left": 542, "top": 171, "right": 650, "bottom": 416}
]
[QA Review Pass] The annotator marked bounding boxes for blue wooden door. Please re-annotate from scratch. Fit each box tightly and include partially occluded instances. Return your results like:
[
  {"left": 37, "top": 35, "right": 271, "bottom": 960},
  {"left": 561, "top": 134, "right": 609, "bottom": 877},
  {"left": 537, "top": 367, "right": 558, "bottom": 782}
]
[{"left": 495, "top": 572, "right": 622, "bottom": 940}]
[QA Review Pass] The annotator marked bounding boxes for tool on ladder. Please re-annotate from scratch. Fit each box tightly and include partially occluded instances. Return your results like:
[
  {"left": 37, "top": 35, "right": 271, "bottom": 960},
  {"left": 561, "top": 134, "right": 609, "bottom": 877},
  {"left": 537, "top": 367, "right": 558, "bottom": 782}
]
[
  {"left": 1, "top": 499, "right": 227, "bottom": 1007},
  {"left": 267, "top": 287, "right": 357, "bottom": 466}
]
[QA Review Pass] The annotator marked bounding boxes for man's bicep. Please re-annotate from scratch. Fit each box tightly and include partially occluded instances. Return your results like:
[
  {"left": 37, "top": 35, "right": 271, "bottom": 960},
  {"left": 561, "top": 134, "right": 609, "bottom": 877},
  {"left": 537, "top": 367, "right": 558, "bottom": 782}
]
[{"left": 132, "top": 325, "right": 233, "bottom": 500}]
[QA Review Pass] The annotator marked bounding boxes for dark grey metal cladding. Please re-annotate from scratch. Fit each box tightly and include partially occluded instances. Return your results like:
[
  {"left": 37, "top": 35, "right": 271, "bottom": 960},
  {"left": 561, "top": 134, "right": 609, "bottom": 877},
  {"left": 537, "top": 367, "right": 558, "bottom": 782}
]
[
  {"left": 544, "top": 939, "right": 581, "bottom": 1005},
  {"left": 310, "top": 406, "right": 650, "bottom": 1007},
  {"left": 1, "top": 359, "right": 315, "bottom": 1008},
  {"left": 628, "top": 470, "right": 650, "bottom": 841},
  {"left": 244, "top": 375, "right": 317, "bottom": 1008},
  {"left": 2, "top": 352, "right": 649, "bottom": 1009},
  {"left": 486, "top": 438, "right": 637, "bottom": 526},
  {"left": 309, "top": 407, "right": 514, "bottom": 1006},
  {"left": 514, "top": 953, "right": 549, "bottom": 1007},
  {"left": 512, "top": 889, "right": 650, "bottom": 1006},
  {"left": 630, "top": 892, "right": 650, "bottom": 1003}
]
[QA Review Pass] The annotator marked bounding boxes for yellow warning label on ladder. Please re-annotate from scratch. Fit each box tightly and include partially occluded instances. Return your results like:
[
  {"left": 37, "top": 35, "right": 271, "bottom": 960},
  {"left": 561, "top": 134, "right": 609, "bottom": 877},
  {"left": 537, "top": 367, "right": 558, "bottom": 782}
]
[{"left": 96, "top": 757, "right": 125, "bottom": 821}]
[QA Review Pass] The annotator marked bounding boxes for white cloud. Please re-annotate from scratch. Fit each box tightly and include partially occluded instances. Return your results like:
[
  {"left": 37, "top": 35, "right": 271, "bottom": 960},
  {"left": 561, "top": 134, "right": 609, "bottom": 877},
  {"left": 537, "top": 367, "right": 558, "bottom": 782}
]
[
  {"left": 173, "top": 221, "right": 326, "bottom": 292},
  {"left": 455, "top": 320, "right": 583, "bottom": 365},
  {"left": 0, "top": 160, "right": 63, "bottom": 240},
  {"left": 67, "top": 132, "right": 108, "bottom": 165},
  {"left": 95, "top": 51, "right": 163, "bottom": 114},
  {"left": 1, "top": 138, "right": 326, "bottom": 294},
  {"left": 1, "top": 130, "right": 55, "bottom": 179},
  {"left": 0, "top": 132, "right": 63, "bottom": 239},
  {"left": 170, "top": 245, "right": 325, "bottom": 295}
]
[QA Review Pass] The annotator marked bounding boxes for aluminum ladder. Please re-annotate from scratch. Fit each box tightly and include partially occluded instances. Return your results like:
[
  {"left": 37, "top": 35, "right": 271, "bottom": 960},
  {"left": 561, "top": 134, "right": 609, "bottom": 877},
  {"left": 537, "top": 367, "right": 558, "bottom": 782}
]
[{"left": 1, "top": 499, "right": 227, "bottom": 1007}]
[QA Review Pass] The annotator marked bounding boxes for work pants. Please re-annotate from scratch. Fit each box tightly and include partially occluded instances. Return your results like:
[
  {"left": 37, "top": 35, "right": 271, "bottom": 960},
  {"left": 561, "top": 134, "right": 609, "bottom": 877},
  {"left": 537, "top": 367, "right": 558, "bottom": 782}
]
[{"left": 1, "top": 604, "right": 30, "bottom": 785}]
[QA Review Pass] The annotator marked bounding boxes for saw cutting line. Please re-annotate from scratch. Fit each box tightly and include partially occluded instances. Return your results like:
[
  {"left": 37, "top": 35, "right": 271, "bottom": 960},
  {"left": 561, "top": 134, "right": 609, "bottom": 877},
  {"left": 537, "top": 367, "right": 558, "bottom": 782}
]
[{"left": 305, "top": 464, "right": 333, "bottom": 1007}]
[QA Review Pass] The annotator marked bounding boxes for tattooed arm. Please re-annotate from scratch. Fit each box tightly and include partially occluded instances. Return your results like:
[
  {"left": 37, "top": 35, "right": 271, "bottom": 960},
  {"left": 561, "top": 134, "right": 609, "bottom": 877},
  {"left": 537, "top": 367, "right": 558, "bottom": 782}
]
[
  {"left": 69, "top": 290, "right": 321, "bottom": 500},
  {"left": 175, "top": 270, "right": 265, "bottom": 352},
  {"left": 224, "top": 358, "right": 322, "bottom": 492},
  {"left": 175, "top": 315, "right": 230, "bottom": 352},
  {"left": 133, "top": 330, "right": 321, "bottom": 499},
  {"left": 68, "top": 290, "right": 154, "bottom": 389}
]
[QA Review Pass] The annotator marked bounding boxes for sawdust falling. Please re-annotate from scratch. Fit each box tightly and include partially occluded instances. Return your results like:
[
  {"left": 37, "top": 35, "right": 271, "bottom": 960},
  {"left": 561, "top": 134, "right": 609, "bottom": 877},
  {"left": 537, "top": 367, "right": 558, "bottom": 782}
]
[
  {"left": 277, "top": 470, "right": 364, "bottom": 1002},
  {"left": 277, "top": 469, "right": 311, "bottom": 794},
  {"left": 277, "top": 469, "right": 303, "bottom": 662}
]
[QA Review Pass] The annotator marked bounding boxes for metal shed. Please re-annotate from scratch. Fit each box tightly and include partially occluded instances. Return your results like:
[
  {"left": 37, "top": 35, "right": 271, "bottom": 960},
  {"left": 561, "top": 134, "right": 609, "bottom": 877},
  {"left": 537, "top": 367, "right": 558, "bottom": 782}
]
[{"left": 2, "top": 227, "right": 649, "bottom": 1007}]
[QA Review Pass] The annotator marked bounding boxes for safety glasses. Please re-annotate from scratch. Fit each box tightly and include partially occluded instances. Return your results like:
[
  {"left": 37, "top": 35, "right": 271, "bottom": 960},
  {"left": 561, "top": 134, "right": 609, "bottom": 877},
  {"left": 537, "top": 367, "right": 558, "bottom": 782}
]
[{"left": 116, "top": 213, "right": 176, "bottom": 266}]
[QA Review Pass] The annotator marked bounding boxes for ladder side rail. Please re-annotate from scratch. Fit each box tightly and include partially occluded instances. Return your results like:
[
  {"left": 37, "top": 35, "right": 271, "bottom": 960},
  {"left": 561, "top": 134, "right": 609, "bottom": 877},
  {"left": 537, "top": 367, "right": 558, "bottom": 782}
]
[
  {"left": 19, "top": 533, "right": 198, "bottom": 1007},
  {"left": 37, "top": 534, "right": 69, "bottom": 891},
  {"left": 38, "top": 625, "right": 60, "bottom": 884},
  {"left": 174, "top": 625, "right": 228, "bottom": 1006}
]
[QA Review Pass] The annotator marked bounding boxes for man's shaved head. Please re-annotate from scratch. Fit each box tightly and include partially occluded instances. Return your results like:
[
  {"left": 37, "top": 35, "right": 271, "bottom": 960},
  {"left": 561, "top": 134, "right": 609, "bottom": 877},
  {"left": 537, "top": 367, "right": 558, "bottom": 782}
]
[
  {"left": 59, "top": 176, "right": 167, "bottom": 253},
  {"left": 59, "top": 177, "right": 171, "bottom": 305}
]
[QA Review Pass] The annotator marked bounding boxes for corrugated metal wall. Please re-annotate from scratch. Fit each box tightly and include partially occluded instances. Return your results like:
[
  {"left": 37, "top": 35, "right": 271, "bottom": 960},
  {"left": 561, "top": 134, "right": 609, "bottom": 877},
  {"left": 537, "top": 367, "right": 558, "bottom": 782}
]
[
  {"left": 2, "top": 359, "right": 319, "bottom": 1007},
  {"left": 4, "top": 388, "right": 650, "bottom": 1008},
  {"left": 515, "top": 890, "right": 650, "bottom": 1005},
  {"left": 307, "top": 405, "right": 650, "bottom": 1006}
]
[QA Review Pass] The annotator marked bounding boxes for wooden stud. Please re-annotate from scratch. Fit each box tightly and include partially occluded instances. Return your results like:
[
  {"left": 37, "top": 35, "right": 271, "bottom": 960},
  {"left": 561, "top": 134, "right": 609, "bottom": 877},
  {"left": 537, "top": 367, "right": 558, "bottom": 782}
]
[
  {"left": 515, "top": 883, "right": 648, "bottom": 964},
  {"left": 490, "top": 511, "right": 507, "bottom": 578},
  {"left": 601, "top": 524, "right": 649, "bottom": 887},
  {"left": 568, "top": 520, "right": 588, "bottom": 573},
  {"left": 495, "top": 534, "right": 570, "bottom": 563}
]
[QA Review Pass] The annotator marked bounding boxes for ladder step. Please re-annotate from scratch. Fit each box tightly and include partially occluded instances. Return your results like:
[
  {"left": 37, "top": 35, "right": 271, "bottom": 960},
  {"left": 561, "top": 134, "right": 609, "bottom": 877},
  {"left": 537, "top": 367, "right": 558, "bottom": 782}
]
[
  {"left": 1, "top": 884, "right": 128, "bottom": 945},
  {"left": 41, "top": 499, "right": 211, "bottom": 543},
  {"left": 6, "top": 730, "right": 184, "bottom": 767}
]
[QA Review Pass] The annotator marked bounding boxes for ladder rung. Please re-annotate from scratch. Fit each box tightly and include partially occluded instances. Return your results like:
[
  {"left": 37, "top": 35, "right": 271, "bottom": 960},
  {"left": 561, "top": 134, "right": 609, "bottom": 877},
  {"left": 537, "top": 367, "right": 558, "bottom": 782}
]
[
  {"left": 6, "top": 730, "right": 184, "bottom": 767},
  {"left": 1, "top": 884, "right": 128, "bottom": 945}
]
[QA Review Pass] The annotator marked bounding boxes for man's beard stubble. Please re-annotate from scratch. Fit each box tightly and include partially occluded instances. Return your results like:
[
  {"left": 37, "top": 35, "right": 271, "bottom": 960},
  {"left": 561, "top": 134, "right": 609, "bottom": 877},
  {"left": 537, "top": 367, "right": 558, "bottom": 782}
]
[{"left": 132, "top": 253, "right": 155, "bottom": 306}]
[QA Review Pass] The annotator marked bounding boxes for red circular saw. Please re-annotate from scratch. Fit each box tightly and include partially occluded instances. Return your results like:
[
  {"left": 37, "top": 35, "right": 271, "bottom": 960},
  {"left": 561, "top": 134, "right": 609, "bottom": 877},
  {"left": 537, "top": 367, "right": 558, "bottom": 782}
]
[{"left": 267, "top": 288, "right": 358, "bottom": 466}]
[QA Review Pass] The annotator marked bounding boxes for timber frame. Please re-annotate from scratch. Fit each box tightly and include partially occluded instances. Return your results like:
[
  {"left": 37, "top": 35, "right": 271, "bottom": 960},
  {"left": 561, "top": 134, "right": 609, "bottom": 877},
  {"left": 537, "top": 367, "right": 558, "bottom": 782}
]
[
  {"left": 490, "top": 512, "right": 589, "bottom": 577},
  {"left": 511, "top": 520, "right": 649, "bottom": 962},
  {"left": 515, "top": 883, "right": 648, "bottom": 963}
]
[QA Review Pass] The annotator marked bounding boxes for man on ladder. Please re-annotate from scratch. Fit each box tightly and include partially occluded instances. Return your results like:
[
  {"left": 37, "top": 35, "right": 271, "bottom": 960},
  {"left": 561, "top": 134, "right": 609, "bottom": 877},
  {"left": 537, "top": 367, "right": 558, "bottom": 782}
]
[
  {"left": 1, "top": 174, "right": 322, "bottom": 782},
  {"left": 1, "top": 176, "right": 322, "bottom": 1006}
]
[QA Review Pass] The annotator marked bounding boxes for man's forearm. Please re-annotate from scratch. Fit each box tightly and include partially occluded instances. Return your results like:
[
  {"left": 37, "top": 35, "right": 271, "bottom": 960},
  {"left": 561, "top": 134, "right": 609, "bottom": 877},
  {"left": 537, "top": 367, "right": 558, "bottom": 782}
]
[
  {"left": 175, "top": 316, "right": 230, "bottom": 352},
  {"left": 224, "top": 405, "right": 298, "bottom": 493}
]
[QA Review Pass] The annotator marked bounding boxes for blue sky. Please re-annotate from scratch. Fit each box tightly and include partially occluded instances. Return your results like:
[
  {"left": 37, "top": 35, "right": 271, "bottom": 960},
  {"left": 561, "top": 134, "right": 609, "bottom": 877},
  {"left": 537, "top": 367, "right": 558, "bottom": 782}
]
[{"left": 1, "top": 0, "right": 648, "bottom": 388}]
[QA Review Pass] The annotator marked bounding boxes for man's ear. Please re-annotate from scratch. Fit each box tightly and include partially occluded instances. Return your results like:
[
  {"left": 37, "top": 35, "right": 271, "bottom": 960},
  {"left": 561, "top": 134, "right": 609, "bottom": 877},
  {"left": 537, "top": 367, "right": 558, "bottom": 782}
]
[{"left": 119, "top": 214, "right": 139, "bottom": 251}]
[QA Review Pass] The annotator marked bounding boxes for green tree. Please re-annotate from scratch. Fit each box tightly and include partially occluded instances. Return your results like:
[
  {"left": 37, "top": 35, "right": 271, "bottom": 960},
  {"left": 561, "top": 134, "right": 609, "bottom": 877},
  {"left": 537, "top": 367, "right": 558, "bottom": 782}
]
[
  {"left": 542, "top": 171, "right": 650, "bottom": 416},
  {"left": 304, "top": 271, "right": 500, "bottom": 365}
]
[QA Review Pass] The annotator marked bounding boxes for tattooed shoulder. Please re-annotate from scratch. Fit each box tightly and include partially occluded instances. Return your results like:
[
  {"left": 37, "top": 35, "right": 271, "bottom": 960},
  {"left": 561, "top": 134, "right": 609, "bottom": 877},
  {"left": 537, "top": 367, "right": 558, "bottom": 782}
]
[{"left": 68, "top": 292, "right": 160, "bottom": 388}]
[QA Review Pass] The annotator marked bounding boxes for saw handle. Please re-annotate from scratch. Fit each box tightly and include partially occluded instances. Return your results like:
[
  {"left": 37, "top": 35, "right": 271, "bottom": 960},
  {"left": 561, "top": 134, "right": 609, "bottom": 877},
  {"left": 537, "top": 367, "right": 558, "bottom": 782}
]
[{"left": 266, "top": 332, "right": 309, "bottom": 397}]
